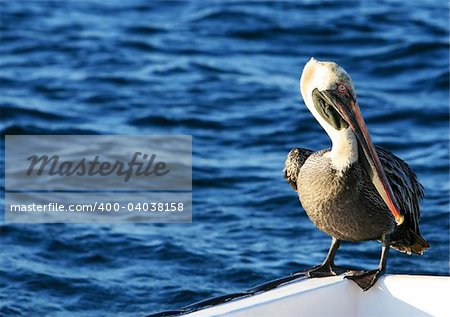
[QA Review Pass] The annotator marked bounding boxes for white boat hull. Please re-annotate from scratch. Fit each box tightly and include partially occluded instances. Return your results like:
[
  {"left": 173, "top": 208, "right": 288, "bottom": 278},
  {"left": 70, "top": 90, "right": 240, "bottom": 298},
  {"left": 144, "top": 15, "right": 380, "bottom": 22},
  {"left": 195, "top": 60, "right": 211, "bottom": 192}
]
[{"left": 185, "top": 275, "right": 450, "bottom": 317}]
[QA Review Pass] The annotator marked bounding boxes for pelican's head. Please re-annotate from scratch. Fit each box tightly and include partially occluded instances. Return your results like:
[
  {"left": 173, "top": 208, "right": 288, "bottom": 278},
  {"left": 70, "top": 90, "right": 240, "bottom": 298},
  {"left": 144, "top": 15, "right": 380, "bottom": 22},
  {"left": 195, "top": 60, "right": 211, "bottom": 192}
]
[
  {"left": 299, "top": 57, "right": 404, "bottom": 225},
  {"left": 300, "top": 58, "right": 356, "bottom": 134}
]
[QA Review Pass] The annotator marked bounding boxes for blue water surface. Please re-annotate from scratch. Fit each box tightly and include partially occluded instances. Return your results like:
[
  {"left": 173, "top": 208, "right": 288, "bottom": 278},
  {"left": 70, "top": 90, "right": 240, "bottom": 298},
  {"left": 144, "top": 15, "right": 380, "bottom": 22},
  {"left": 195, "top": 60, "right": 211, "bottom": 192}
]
[{"left": 0, "top": 1, "right": 449, "bottom": 316}]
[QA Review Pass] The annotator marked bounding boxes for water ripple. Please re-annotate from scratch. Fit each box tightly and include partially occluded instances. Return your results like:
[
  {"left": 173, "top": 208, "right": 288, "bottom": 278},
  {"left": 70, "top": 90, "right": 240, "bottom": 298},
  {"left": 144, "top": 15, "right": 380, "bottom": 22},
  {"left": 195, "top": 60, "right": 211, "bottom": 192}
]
[{"left": 0, "top": 1, "right": 448, "bottom": 316}]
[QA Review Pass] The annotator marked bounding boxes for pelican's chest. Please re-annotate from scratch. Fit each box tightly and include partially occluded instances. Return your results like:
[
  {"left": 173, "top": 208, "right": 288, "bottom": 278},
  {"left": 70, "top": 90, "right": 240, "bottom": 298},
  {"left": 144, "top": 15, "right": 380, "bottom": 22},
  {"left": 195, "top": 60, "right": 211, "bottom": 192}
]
[
  {"left": 295, "top": 152, "right": 385, "bottom": 240},
  {"left": 297, "top": 152, "right": 361, "bottom": 213}
]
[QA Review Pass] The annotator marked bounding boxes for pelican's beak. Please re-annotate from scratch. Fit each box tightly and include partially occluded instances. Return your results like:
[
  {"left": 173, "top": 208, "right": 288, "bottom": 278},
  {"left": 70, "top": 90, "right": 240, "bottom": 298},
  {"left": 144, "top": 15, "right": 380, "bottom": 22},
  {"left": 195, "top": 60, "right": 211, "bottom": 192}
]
[{"left": 316, "top": 90, "right": 404, "bottom": 225}]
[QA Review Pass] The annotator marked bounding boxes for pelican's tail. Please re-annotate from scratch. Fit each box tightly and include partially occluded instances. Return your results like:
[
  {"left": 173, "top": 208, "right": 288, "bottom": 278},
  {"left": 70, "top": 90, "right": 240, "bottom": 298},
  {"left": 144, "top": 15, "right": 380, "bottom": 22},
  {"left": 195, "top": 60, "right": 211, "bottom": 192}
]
[{"left": 390, "top": 229, "right": 430, "bottom": 255}]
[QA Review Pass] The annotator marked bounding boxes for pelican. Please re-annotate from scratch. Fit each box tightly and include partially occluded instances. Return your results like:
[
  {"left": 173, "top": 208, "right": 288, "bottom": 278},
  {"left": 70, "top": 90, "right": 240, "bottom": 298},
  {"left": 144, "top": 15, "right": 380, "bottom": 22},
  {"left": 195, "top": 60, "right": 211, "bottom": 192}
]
[{"left": 284, "top": 58, "right": 429, "bottom": 290}]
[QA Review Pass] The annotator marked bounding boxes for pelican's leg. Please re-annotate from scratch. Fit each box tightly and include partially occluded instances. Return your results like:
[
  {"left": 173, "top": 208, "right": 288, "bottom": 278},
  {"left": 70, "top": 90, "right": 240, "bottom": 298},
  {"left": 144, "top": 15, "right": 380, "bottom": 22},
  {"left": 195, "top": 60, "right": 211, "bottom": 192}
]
[
  {"left": 296, "top": 238, "right": 349, "bottom": 277},
  {"left": 345, "top": 235, "right": 390, "bottom": 291}
]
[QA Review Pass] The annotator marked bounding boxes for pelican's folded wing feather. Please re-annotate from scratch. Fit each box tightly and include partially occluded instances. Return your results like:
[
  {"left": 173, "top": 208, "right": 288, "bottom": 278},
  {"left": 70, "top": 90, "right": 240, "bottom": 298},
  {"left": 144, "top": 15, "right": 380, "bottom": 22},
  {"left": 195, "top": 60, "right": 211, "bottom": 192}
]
[
  {"left": 376, "top": 146, "right": 429, "bottom": 254},
  {"left": 284, "top": 148, "right": 314, "bottom": 191}
]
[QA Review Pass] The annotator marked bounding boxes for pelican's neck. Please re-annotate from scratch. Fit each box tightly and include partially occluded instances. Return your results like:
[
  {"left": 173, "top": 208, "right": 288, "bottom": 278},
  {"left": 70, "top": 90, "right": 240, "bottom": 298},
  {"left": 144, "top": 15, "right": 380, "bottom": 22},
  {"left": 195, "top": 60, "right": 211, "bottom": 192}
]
[
  {"left": 302, "top": 89, "right": 359, "bottom": 175},
  {"left": 325, "top": 128, "right": 359, "bottom": 175}
]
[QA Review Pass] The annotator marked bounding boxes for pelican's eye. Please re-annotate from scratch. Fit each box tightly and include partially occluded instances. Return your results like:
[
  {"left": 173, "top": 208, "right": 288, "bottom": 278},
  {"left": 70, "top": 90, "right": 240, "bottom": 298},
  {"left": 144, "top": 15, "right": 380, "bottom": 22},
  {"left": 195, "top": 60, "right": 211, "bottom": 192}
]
[{"left": 337, "top": 83, "right": 347, "bottom": 93}]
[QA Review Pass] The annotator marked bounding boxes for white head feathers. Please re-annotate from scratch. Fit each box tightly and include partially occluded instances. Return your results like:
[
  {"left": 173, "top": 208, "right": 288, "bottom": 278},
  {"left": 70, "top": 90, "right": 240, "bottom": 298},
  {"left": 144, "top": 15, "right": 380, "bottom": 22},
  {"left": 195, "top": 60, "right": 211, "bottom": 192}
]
[{"left": 299, "top": 57, "right": 359, "bottom": 174}]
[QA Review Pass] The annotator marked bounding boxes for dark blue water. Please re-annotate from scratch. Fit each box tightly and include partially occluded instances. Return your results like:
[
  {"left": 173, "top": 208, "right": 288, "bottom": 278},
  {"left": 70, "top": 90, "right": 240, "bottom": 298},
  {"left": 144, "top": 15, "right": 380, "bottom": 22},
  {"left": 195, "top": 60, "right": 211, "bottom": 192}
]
[{"left": 0, "top": 1, "right": 449, "bottom": 316}]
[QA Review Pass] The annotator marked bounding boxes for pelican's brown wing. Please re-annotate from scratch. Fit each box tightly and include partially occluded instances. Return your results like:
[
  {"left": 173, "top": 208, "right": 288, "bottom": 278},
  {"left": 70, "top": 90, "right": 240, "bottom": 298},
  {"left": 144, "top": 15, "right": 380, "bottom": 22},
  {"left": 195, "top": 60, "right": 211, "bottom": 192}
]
[
  {"left": 284, "top": 148, "right": 314, "bottom": 191},
  {"left": 376, "top": 146, "right": 429, "bottom": 254}
]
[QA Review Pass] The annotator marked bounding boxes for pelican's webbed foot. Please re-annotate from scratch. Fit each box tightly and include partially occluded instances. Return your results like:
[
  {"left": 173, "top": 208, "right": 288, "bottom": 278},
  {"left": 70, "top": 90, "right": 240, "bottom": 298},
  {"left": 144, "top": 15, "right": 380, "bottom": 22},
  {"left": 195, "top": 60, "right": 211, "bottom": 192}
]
[
  {"left": 345, "top": 268, "right": 384, "bottom": 291},
  {"left": 294, "top": 262, "right": 357, "bottom": 278},
  {"left": 303, "top": 263, "right": 348, "bottom": 278},
  {"left": 346, "top": 235, "right": 390, "bottom": 291}
]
